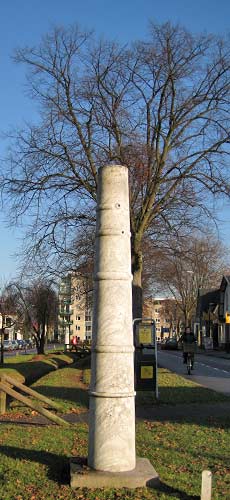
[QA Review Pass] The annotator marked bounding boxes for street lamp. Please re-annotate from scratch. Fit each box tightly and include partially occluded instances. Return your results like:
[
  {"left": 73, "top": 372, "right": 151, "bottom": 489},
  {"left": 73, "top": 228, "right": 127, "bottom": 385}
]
[
  {"left": 208, "top": 302, "right": 215, "bottom": 338},
  {"left": 185, "top": 270, "right": 194, "bottom": 327}
]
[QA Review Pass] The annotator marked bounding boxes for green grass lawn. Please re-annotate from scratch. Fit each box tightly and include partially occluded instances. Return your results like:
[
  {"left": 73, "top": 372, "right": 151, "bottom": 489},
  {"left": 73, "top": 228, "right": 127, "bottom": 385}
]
[
  {"left": 0, "top": 352, "right": 75, "bottom": 384},
  {"left": 0, "top": 357, "right": 229, "bottom": 499},
  {"left": 136, "top": 367, "right": 229, "bottom": 406}
]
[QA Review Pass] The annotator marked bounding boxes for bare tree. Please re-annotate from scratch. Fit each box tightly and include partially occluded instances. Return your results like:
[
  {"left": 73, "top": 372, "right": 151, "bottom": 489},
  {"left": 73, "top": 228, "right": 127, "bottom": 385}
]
[
  {"left": 158, "top": 299, "right": 184, "bottom": 337},
  {"left": 6, "top": 281, "right": 58, "bottom": 354},
  {"left": 2, "top": 22, "right": 230, "bottom": 316},
  {"left": 147, "top": 233, "right": 228, "bottom": 325}
]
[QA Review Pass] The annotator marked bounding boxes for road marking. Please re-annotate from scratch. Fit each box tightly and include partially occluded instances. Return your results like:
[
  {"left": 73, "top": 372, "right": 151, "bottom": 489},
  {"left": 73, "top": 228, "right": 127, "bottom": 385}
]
[{"left": 159, "top": 352, "right": 230, "bottom": 374}]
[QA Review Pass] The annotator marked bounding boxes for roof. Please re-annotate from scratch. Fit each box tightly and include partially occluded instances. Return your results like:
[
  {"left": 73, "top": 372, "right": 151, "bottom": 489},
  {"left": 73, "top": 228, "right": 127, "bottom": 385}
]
[
  {"left": 197, "top": 288, "right": 220, "bottom": 314},
  {"left": 220, "top": 275, "right": 230, "bottom": 291}
]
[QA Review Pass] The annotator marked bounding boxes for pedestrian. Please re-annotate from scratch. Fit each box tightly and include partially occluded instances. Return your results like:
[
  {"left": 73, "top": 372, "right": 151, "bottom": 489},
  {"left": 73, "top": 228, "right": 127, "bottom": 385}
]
[{"left": 71, "top": 336, "right": 78, "bottom": 350}]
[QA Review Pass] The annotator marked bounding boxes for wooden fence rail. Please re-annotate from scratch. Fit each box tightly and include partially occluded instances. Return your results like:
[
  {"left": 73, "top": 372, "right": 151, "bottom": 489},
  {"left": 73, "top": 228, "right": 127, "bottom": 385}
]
[{"left": 0, "top": 374, "right": 69, "bottom": 426}]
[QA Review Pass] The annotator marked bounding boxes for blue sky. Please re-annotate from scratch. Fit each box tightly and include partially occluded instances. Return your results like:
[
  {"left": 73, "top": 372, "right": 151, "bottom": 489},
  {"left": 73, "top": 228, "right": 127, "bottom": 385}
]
[{"left": 0, "top": 0, "right": 230, "bottom": 280}]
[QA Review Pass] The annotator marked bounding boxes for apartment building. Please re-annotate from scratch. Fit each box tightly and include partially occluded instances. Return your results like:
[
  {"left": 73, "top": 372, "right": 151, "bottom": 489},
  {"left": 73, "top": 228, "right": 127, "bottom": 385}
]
[
  {"left": 58, "top": 274, "right": 93, "bottom": 344},
  {"left": 0, "top": 313, "right": 16, "bottom": 341},
  {"left": 143, "top": 297, "right": 181, "bottom": 341}
]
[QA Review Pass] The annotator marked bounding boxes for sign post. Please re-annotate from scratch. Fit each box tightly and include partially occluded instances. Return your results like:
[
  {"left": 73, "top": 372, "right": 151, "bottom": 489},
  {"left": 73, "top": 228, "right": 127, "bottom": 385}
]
[{"left": 134, "top": 318, "right": 158, "bottom": 398}]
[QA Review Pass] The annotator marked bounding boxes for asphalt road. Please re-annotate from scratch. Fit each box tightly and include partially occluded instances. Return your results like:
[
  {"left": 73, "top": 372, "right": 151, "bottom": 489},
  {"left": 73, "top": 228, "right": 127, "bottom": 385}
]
[
  {"left": 3, "top": 344, "right": 60, "bottom": 358},
  {"left": 157, "top": 349, "right": 230, "bottom": 396}
]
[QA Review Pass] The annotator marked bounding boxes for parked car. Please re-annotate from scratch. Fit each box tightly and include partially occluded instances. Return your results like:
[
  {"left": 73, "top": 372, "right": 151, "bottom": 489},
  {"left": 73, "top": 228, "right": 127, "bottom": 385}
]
[
  {"left": 177, "top": 336, "right": 183, "bottom": 350},
  {"left": 160, "top": 338, "right": 178, "bottom": 350},
  {"left": 3, "top": 340, "right": 14, "bottom": 351},
  {"left": 17, "top": 339, "right": 27, "bottom": 350},
  {"left": 11, "top": 340, "right": 19, "bottom": 350},
  {"left": 160, "top": 338, "right": 169, "bottom": 345},
  {"left": 25, "top": 339, "right": 35, "bottom": 348}
]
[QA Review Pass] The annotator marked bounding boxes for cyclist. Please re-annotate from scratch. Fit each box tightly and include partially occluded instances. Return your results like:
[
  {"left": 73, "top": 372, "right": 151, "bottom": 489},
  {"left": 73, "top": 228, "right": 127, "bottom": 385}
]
[{"left": 181, "top": 327, "right": 196, "bottom": 366}]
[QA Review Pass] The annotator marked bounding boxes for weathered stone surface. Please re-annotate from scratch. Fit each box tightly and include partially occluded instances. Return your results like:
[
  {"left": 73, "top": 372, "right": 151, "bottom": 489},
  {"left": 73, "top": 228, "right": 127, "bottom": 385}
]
[
  {"left": 88, "top": 165, "right": 136, "bottom": 472},
  {"left": 70, "top": 457, "right": 159, "bottom": 489}
]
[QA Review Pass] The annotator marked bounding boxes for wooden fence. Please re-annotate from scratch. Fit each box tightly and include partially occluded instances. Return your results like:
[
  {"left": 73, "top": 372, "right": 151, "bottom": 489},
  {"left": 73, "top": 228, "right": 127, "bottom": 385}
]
[{"left": 0, "top": 374, "right": 69, "bottom": 426}]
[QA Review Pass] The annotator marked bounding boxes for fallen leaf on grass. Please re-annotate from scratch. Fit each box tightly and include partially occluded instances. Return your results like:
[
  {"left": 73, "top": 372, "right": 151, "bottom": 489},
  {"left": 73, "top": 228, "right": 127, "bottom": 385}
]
[{"left": 69, "top": 407, "right": 82, "bottom": 414}]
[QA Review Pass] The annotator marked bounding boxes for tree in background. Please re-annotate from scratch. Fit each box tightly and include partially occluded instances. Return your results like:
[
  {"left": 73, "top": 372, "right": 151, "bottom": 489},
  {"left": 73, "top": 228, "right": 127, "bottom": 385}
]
[
  {"left": 144, "top": 233, "right": 228, "bottom": 326},
  {"left": 6, "top": 281, "right": 58, "bottom": 354},
  {"left": 2, "top": 22, "right": 230, "bottom": 317},
  {"left": 158, "top": 299, "right": 184, "bottom": 337},
  {"left": 143, "top": 296, "right": 183, "bottom": 337}
]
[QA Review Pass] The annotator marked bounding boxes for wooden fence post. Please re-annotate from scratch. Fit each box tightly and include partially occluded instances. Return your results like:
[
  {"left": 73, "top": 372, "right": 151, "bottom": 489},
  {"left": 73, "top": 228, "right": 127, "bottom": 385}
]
[
  {"left": 0, "top": 381, "right": 70, "bottom": 426},
  {"left": 201, "top": 470, "right": 212, "bottom": 500},
  {"left": 0, "top": 377, "right": 6, "bottom": 414}
]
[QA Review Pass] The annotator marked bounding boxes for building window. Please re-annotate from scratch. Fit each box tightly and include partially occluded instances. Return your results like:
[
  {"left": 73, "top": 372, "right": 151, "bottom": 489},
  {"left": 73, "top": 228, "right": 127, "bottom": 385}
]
[
  {"left": 76, "top": 326, "right": 81, "bottom": 331},
  {"left": 6, "top": 317, "right": 12, "bottom": 327},
  {"left": 76, "top": 316, "right": 81, "bottom": 321},
  {"left": 86, "top": 325, "right": 91, "bottom": 331},
  {"left": 85, "top": 315, "right": 91, "bottom": 321}
]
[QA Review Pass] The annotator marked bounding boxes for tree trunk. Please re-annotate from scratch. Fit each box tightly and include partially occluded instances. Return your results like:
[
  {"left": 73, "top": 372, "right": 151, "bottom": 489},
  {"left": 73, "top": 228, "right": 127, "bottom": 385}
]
[
  {"left": 131, "top": 237, "right": 143, "bottom": 320},
  {"left": 38, "top": 333, "right": 45, "bottom": 354},
  {"left": 35, "top": 328, "right": 45, "bottom": 355}
]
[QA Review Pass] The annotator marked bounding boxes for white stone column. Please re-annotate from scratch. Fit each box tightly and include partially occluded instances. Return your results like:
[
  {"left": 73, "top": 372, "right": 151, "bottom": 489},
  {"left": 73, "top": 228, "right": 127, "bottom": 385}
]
[{"left": 88, "top": 165, "right": 136, "bottom": 472}]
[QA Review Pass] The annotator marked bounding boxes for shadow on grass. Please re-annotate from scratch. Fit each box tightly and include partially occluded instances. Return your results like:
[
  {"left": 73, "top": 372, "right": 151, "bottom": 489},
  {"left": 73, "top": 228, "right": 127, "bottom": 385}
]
[
  {"left": 156, "top": 385, "right": 229, "bottom": 404},
  {"left": 0, "top": 352, "right": 78, "bottom": 385},
  {"left": 34, "top": 385, "right": 89, "bottom": 408},
  {"left": 0, "top": 361, "right": 54, "bottom": 384},
  {"left": 153, "top": 480, "right": 199, "bottom": 500},
  {"left": 136, "top": 404, "right": 230, "bottom": 428},
  {"left": 0, "top": 445, "right": 70, "bottom": 484},
  {"left": 0, "top": 446, "right": 200, "bottom": 498},
  {"left": 136, "top": 383, "right": 229, "bottom": 405}
]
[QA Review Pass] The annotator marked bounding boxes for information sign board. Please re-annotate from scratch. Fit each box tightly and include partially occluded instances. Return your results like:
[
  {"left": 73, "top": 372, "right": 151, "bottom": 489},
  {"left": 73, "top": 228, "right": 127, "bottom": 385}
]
[
  {"left": 133, "top": 318, "right": 158, "bottom": 398},
  {"left": 140, "top": 365, "right": 153, "bottom": 379},
  {"left": 135, "top": 322, "right": 155, "bottom": 347},
  {"left": 138, "top": 325, "right": 153, "bottom": 345}
]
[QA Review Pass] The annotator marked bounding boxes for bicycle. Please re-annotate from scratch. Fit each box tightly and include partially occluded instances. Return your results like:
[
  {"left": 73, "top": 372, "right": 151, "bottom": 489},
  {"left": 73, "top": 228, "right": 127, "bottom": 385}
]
[
  {"left": 186, "top": 351, "right": 194, "bottom": 375},
  {"left": 183, "top": 343, "right": 196, "bottom": 375}
]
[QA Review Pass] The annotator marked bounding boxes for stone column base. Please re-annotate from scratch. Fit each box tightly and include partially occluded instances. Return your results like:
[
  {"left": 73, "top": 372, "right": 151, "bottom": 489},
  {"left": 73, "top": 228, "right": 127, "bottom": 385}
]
[{"left": 70, "top": 457, "right": 159, "bottom": 489}]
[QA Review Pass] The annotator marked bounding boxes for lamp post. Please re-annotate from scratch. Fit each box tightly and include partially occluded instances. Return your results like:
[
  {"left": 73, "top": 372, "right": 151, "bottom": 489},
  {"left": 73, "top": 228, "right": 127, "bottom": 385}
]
[
  {"left": 185, "top": 270, "right": 194, "bottom": 327},
  {"left": 208, "top": 303, "right": 215, "bottom": 338}
]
